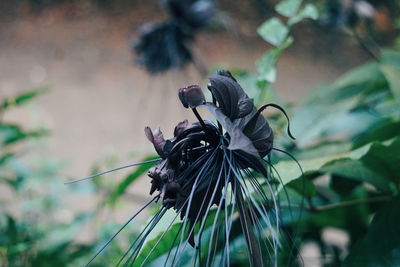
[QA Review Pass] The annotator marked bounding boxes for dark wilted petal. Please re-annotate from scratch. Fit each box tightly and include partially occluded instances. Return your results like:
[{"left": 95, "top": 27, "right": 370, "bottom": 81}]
[
  {"left": 173, "top": 119, "right": 189, "bottom": 136},
  {"left": 178, "top": 85, "right": 206, "bottom": 108},
  {"left": 144, "top": 127, "right": 167, "bottom": 158},
  {"left": 207, "top": 71, "right": 254, "bottom": 120}
]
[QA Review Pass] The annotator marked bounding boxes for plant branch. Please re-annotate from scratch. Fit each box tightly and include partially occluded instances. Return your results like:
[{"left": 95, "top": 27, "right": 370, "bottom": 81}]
[{"left": 281, "top": 195, "right": 393, "bottom": 212}]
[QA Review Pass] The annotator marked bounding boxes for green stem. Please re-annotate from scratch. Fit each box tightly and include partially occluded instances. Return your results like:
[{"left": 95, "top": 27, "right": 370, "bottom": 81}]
[{"left": 282, "top": 195, "right": 392, "bottom": 212}]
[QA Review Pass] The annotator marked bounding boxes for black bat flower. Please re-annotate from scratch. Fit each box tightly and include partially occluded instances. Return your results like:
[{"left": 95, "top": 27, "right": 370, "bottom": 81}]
[
  {"left": 68, "top": 70, "right": 295, "bottom": 266},
  {"left": 133, "top": 0, "right": 215, "bottom": 74}
]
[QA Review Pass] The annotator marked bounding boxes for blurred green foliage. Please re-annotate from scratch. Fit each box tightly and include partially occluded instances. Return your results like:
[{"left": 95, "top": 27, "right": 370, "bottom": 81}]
[
  {"left": 1, "top": 0, "right": 399, "bottom": 266},
  {"left": 107, "top": 0, "right": 400, "bottom": 265},
  {"left": 0, "top": 89, "right": 92, "bottom": 266},
  {"left": 0, "top": 89, "right": 144, "bottom": 266}
]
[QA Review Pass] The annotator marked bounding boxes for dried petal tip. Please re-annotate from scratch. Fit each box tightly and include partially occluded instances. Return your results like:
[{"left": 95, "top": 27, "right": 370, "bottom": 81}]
[
  {"left": 178, "top": 85, "right": 206, "bottom": 109},
  {"left": 174, "top": 119, "right": 189, "bottom": 137},
  {"left": 144, "top": 127, "right": 167, "bottom": 158}
]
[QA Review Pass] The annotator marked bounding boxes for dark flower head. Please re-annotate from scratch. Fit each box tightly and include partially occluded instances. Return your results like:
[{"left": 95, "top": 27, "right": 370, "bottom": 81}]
[
  {"left": 73, "top": 70, "right": 295, "bottom": 266},
  {"left": 133, "top": 22, "right": 193, "bottom": 74},
  {"left": 163, "top": 0, "right": 215, "bottom": 30},
  {"left": 133, "top": 0, "right": 215, "bottom": 74},
  {"left": 135, "top": 70, "right": 294, "bottom": 265}
]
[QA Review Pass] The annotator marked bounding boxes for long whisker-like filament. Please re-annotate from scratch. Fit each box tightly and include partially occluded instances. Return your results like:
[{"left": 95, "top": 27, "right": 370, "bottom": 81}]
[
  {"left": 86, "top": 194, "right": 160, "bottom": 266},
  {"left": 65, "top": 159, "right": 160, "bottom": 184},
  {"left": 116, "top": 207, "right": 167, "bottom": 266}
]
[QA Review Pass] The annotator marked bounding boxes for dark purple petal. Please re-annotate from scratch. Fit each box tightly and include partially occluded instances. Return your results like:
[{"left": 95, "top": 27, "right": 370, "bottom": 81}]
[
  {"left": 207, "top": 71, "right": 253, "bottom": 120},
  {"left": 174, "top": 119, "right": 189, "bottom": 137},
  {"left": 144, "top": 127, "right": 167, "bottom": 158}
]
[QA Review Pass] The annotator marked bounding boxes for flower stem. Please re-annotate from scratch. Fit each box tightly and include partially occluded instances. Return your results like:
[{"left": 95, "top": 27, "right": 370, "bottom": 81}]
[
  {"left": 212, "top": 95, "right": 223, "bottom": 134},
  {"left": 192, "top": 107, "right": 208, "bottom": 132}
]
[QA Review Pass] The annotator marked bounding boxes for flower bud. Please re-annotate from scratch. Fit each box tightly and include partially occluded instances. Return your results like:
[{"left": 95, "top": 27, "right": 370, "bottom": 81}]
[{"left": 178, "top": 85, "right": 206, "bottom": 109}]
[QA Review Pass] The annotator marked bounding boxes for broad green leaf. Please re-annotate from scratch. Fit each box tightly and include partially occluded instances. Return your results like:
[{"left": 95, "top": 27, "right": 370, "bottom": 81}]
[
  {"left": 135, "top": 208, "right": 221, "bottom": 266},
  {"left": 275, "top": 0, "right": 302, "bottom": 17},
  {"left": 275, "top": 155, "right": 335, "bottom": 187},
  {"left": 332, "top": 62, "right": 382, "bottom": 89},
  {"left": 257, "top": 18, "right": 289, "bottom": 47},
  {"left": 134, "top": 219, "right": 184, "bottom": 266},
  {"left": 291, "top": 105, "right": 378, "bottom": 148},
  {"left": 320, "top": 159, "right": 391, "bottom": 192},
  {"left": 353, "top": 119, "right": 400, "bottom": 149},
  {"left": 108, "top": 155, "right": 159, "bottom": 204},
  {"left": 344, "top": 197, "right": 400, "bottom": 267},
  {"left": 274, "top": 140, "right": 387, "bottom": 190},
  {"left": 380, "top": 50, "right": 400, "bottom": 102},
  {"left": 331, "top": 174, "right": 361, "bottom": 196},
  {"left": 360, "top": 137, "right": 400, "bottom": 184},
  {"left": 304, "top": 63, "right": 385, "bottom": 105},
  {"left": 288, "top": 4, "right": 318, "bottom": 25},
  {"left": 294, "top": 142, "right": 352, "bottom": 160},
  {"left": 286, "top": 177, "right": 316, "bottom": 197}
]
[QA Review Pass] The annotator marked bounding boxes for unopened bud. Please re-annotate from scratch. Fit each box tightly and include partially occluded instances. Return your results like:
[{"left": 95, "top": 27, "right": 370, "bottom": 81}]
[{"left": 178, "top": 85, "right": 206, "bottom": 109}]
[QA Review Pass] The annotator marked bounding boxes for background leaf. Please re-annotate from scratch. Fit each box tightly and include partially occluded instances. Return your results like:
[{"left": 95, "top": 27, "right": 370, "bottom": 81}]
[
  {"left": 257, "top": 18, "right": 289, "bottom": 47},
  {"left": 288, "top": 4, "right": 318, "bottom": 25},
  {"left": 344, "top": 197, "right": 400, "bottom": 267},
  {"left": 275, "top": 0, "right": 302, "bottom": 17}
]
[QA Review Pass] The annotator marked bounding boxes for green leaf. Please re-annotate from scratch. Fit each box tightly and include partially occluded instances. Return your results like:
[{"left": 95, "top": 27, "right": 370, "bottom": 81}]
[
  {"left": 320, "top": 159, "right": 391, "bottom": 192},
  {"left": 288, "top": 4, "right": 318, "bottom": 25},
  {"left": 304, "top": 63, "right": 385, "bottom": 105},
  {"left": 286, "top": 177, "right": 316, "bottom": 197},
  {"left": 274, "top": 140, "right": 393, "bottom": 191},
  {"left": 353, "top": 119, "right": 400, "bottom": 149},
  {"left": 0, "top": 124, "right": 47, "bottom": 146},
  {"left": 108, "top": 155, "right": 159, "bottom": 204},
  {"left": 135, "top": 208, "right": 221, "bottom": 266},
  {"left": 256, "top": 37, "right": 293, "bottom": 83},
  {"left": 380, "top": 50, "right": 400, "bottom": 102},
  {"left": 275, "top": 0, "right": 302, "bottom": 17},
  {"left": 344, "top": 197, "right": 400, "bottom": 267},
  {"left": 331, "top": 174, "right": 362, "bottom": 196},
  {"left": 134, "top": 219, "right": 184, "bottom": 266},
  {"left": 0, "top": 87, "right": 49, "bottom": 112},
  {"left": 360, "top": 137, "right": 400, "bottom": 184},
  {"left": 294, "top": 142, "right": 352, "bottom": 160},
  {"left": 0, "top": 153, "right": 13, "bottom": 166},
  {"left": 257, "top": 17, "right": 289, "bottom": 47},
  {"left": 275, "top": 155, "right": 334, "bottom": 187}
]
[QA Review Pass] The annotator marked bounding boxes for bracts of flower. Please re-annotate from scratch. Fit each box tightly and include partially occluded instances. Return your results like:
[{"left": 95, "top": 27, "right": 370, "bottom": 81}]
[
  {"left": 71, "top": 70, "right": 295, "bottom": 266},
  {"left": 133, "top": 0, "right": 215, "bottom": 74}
]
